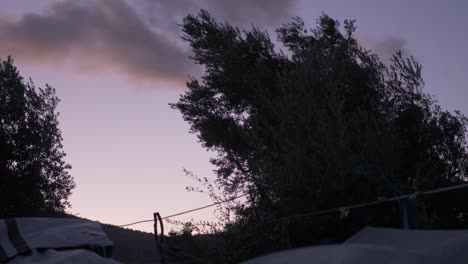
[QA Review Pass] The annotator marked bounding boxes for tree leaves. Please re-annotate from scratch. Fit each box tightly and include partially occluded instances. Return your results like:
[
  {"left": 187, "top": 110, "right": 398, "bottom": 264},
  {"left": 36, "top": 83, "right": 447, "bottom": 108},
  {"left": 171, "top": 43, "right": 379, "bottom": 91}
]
[
  {"left": 174, "top": 11, "right": 468, "bottom": 261},
  {"left": 0, "top": 56, "right": 74, "bottom": 217}
]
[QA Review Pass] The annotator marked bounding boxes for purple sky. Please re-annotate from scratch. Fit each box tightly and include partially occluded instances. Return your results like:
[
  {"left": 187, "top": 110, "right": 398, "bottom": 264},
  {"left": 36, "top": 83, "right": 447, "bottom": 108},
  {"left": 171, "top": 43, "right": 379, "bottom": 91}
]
[{"left": 1, "top": 0, "right": 467, "bottom": 232}]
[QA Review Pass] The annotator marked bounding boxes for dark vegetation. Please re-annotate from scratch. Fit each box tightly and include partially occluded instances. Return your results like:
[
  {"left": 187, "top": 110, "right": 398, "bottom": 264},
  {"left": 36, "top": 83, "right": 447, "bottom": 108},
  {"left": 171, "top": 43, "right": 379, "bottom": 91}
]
[
  {"left": 172, "top": 11, "right": 468, "bottom": 262},
  {"left": 1, "top": 9, "right": 468, "bottom": 263},
  {"left": 0, "top": 57, "right": 74, "bottom": 218},
  {"left": 102, "top": 222, "right": 224, "bottom": 264},
  {"left": 102, "top": 224, "right": 160, "bottom": 264}
]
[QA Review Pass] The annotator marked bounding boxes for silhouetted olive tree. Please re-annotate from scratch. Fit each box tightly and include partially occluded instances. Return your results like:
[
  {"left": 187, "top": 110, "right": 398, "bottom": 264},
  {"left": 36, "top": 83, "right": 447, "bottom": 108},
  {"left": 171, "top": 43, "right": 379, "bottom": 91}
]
[
  {"left": 0, "top": 57, "right": 75, "bottom": 217},
  {"left": 173, "top": 11, "right": 468, "bottom": 261}
]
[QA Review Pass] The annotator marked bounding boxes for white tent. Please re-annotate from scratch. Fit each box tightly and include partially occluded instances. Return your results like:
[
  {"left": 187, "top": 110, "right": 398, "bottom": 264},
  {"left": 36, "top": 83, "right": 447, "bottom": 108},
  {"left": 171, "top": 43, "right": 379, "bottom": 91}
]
[
  {"left": 0, "top": 218, "right": 121, "bottom": 264},
  {"left": 243, "top": 227, "right": 468, "bottom": 264}
]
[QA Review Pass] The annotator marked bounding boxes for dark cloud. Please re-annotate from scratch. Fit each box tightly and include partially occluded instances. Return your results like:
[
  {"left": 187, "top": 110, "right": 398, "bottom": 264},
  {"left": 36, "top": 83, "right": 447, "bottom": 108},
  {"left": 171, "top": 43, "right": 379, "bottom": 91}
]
[
  {"left": 141, "top": 0, "right": 298, "bottom": 30},
  {"left": 0, "top": 0, "right": 195, "bottom": 85},
  {"left": 354, "top": 33, "right": 409, "bottom": 65},
  {"left": 198, "top": 0, "right": 298, "bottom": 27},
  {"left": 372, "top": 38, "right": 409, "bottom": 63},
  {"left": 354, "top": 33, "right": 411, "bottom": 65},
  {"left": 0, "top": 10, "right": 15, "bottom": 24},
  {"left": 139, "top": 0, "right": 198, "bottom": 37},
  {"left": 3, "top": 0, "right": 412, "bottom": 86},
  {"left": 0, "top": 0, "right": 298, "bottom": 86}
]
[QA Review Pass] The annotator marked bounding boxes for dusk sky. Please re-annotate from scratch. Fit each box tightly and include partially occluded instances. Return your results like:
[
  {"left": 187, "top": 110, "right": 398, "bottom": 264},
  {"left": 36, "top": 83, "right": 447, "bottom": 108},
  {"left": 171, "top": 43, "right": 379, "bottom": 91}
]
[{"left": 1, "top": 0, "right": 467, "bottom": 232}]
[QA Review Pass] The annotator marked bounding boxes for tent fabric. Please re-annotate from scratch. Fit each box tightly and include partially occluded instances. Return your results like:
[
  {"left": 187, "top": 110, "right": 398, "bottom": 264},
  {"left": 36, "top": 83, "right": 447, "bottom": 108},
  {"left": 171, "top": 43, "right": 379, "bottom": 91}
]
[
  {"left": 7, "top": 249, "right": 120, "bottom": 264},
  {"left": 344, "top": 226, "right": 468, "bottom": 258},
  {"left": 242, "top": 227, "right": 468, "bottom": 264},
  {"left": 0, "top": 218, "right": 120, "bottom": 263}
]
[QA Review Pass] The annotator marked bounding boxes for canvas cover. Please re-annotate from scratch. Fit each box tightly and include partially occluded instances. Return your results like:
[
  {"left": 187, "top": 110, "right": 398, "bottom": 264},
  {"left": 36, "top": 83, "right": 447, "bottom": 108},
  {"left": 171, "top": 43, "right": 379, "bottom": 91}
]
[
  {"left": 243, "top": 227, "right": 468, "bottom": 264},
  {"left": 0, "top": 218, "right": 120, "bottom": 263}
]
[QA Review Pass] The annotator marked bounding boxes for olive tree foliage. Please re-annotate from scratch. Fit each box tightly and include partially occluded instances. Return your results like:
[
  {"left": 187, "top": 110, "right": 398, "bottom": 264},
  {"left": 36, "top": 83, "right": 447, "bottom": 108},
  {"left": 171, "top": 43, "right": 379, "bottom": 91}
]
[
  {"left": 0, "top": 57, "right": 75, "bottom": 217},
  {"left": 172, "top": 10, "right": 468, "bottom": 260}
]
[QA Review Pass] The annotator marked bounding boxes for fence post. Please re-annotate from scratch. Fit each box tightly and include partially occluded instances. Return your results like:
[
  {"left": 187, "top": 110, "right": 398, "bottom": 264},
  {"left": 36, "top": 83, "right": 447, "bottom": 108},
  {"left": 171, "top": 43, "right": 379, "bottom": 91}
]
[{"left": 154, "top": 212, "right": 165, "bottom": 264}]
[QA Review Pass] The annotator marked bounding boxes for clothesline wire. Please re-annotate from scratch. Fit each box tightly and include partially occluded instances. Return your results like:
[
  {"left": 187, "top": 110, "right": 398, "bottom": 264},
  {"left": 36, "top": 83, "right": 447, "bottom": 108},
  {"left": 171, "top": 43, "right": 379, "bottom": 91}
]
[
  {"left": 116, "top": 193, "right": 248, "bottom": 227},
  {"left": 282, "top": 182, "right": 468, "bottom": 222},
  {"left": 113, "top": 182, "right": 468, "bottom": 228}
]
